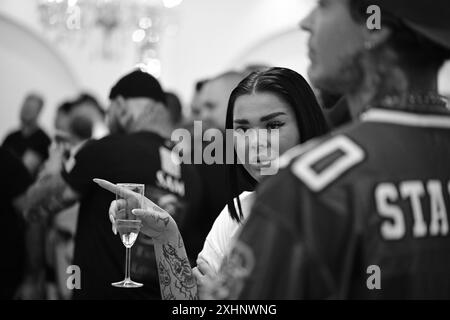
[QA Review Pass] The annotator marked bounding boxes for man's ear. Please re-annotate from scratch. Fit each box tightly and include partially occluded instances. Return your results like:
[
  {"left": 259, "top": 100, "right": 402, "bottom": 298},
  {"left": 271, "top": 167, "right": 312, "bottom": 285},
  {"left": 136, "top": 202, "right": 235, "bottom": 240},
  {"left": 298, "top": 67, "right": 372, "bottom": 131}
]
[
  {"left": 363, "top": 25, "right": 392, "bottom": 49},
  {"left": 116, "top": 96, "right": 127, "bottom": 111},
  {"left": 115, "top": 96, "right": 135, "bottom": 130},
  {"left": 154, "top": 101, "right": 166, "bottom": 112},
  {"left": 145, "top": 99, "right": 165, "bottom": 115}
]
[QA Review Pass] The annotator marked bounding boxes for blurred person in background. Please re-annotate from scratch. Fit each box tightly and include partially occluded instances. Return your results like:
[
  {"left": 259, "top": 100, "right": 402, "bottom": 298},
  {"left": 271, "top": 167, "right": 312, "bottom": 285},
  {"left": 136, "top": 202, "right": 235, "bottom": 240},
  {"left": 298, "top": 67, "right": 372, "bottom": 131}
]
[
  {"left": 0, "top": 147, "right": 32, "bottom": 299},
  {"left": 70, "top": 93, "right": 107, "bottom": 139},
  {"left": 165, "top": 91, "right": 184, "bottom": 129},
  {"left": 190, "top": 79, "right": 209, "bottom": 121},
  {"left": 176, "top": 79, "right": 209, "bottom": 159},
  {"left": 45, "top": 97, "right": 101, "bottom": 299},
  {"left": 21, "top": 69, "right": 202, "bottom": 299},
  {"left": 3, "top": 93, "right": 51, "bottom": 177},
  {"left": 175, "top": 71, "right": 250, "bottom": 260},
  {"left": 55, "top": 93, "right": 107, "bottom": 140},
  {"left": 54, "top": 101, "right": 73, "bottom": 139},
  {"left": 17, "top": 96, "right": 101, "bottom": 300},
  {"left": 195, "top": 71, "right": 244, "bottom": 130}
]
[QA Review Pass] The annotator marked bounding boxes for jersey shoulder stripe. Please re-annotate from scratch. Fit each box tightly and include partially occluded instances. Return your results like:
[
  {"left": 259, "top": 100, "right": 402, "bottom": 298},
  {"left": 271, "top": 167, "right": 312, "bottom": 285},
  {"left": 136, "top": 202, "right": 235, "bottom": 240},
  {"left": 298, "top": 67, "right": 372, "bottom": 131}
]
[
  {"left": 278, "top": 137, "right": 324, "bottom": 169},
  {"left": 291, "top": 135, "right": 365, "bottom": 192}
]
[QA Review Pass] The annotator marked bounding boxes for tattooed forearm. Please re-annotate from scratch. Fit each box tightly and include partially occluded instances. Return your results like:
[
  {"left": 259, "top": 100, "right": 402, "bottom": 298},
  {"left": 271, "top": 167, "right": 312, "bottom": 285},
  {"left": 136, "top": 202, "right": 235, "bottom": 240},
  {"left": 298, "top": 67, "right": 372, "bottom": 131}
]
[
  {"left": 158, "top": 261, "right": 176, "bottom": 300},
  {"left": 162, "top": 242, "right": 195, "bottom": 288},
  {"left": 154, "top": 233, "right": 198, "bottom": 300}
]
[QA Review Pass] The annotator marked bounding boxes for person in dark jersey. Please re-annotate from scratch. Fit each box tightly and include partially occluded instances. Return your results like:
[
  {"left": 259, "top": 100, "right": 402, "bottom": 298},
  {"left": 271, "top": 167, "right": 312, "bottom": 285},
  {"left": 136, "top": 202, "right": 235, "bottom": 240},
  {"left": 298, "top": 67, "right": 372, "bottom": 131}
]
[
  {"left": 216, "top": 0, "right": 450, "bottom": 299},
  {"left": 22, "top": 69, "right": 202, "bottom": 299}
]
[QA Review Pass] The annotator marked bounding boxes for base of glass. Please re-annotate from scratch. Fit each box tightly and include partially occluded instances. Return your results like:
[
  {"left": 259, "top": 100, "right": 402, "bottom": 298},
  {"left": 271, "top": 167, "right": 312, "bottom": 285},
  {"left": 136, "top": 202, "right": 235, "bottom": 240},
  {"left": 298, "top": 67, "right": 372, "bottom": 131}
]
[{"left": 111, "top": 279, "right": 143, "bottom": 288}]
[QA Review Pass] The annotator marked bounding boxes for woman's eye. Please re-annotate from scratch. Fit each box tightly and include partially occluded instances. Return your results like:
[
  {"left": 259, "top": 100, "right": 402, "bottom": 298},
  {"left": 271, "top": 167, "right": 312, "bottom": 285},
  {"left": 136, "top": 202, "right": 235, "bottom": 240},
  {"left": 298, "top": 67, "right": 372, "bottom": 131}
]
[{"left": 266, "top": 121, "right": 285, "bottom": 130}]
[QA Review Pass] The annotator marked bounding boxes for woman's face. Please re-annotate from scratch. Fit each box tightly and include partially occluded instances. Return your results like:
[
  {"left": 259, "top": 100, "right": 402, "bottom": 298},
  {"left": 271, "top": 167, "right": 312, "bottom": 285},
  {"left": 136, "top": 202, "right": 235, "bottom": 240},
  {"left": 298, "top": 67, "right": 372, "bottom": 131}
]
[
  {"left": 300, "top": 0, "right": 366, "bottom": 93},
  {"left": 233, "top": 92, "right": 300, "bottom": 182}
]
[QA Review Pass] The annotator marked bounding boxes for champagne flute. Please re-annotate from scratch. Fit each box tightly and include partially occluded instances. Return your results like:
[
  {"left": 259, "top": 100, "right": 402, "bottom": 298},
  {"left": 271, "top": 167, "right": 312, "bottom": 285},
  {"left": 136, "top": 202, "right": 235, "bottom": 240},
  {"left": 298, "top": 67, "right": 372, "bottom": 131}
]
[{"left": 112, "top": 183, "right": 144, "bottom": 288}]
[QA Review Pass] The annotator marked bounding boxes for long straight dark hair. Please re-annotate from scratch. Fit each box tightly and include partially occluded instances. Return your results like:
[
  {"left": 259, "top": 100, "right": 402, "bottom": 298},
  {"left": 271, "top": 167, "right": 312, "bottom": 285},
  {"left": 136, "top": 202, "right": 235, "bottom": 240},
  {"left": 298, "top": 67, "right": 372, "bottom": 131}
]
[{"left": 225, "top": 67, "right": 329, "bottom": 222}]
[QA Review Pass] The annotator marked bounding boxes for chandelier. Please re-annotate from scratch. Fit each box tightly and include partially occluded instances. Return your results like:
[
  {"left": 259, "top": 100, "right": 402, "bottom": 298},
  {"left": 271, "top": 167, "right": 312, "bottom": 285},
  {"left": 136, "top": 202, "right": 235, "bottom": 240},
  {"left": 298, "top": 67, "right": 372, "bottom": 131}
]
[{"left": 37, "top": 0, "right": 182, "bottom": 78}]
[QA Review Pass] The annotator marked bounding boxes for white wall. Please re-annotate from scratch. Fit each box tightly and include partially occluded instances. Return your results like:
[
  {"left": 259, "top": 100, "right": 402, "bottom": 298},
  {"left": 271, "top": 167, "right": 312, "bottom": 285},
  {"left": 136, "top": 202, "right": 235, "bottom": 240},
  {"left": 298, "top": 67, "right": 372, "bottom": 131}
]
[
  {"left": 231, "top": 29, "right": 310, "bottom": 77},
  {"left": 161, "top": 0, "right": 316, "bottom": 99},
  {"left": 0, "top": 13, "right": 78, "bottom": 139}
]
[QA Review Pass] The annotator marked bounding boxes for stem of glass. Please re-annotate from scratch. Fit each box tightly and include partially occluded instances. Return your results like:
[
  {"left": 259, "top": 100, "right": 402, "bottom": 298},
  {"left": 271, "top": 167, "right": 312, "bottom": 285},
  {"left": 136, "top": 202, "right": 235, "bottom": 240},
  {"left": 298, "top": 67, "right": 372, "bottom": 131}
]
[{"left": 125, "top": 247, "right": 131, "bottom": 282}]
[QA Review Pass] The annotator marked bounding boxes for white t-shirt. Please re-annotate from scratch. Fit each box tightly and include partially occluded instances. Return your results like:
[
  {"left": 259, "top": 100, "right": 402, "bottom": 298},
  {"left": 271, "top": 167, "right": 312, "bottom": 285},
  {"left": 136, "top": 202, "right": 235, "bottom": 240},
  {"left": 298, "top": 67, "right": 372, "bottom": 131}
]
[{"left": 197, "top": 191, "right": 255, "bottom": 274}]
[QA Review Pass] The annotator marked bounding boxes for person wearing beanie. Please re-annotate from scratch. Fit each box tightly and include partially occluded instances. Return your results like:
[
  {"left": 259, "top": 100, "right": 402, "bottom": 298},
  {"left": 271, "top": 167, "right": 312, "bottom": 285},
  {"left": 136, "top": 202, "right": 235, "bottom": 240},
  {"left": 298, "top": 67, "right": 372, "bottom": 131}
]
[
  {"left": 21, "top": 69, "right": 203, "bottom": 300},
  {"left": 215, "top": 0, "right": 450, "bottom": 299},
  {"left": 106, "top": 70, "right": 171, "bottom": 138}
]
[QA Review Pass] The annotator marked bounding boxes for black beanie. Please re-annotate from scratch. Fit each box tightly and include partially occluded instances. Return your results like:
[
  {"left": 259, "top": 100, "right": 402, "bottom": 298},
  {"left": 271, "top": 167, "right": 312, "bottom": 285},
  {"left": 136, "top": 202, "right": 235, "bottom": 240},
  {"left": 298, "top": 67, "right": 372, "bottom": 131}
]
[{"left": 109, "top": 69, "right": 166, "bottom": 104}]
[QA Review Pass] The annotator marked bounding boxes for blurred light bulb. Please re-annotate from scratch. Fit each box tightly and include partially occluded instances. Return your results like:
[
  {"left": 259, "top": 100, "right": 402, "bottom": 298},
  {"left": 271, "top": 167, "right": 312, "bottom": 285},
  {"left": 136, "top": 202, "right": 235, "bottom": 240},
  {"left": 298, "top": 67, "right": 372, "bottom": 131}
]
[
  {"left": 138, "top": 58, "right": 161, "bottom": 78},
  {"left": 162, "top": 0, "right": 183, "bottom": 9},
  {"left": 132, "top": 29, "right": 146, "bottom": 42}
]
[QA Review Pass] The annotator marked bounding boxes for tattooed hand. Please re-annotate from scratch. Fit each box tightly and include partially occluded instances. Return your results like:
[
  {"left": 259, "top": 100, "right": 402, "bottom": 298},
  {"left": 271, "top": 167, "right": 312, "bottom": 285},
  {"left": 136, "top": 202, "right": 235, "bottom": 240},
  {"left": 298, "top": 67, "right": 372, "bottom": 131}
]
[{"left": 93, "top": 178, "right": 178, "bottom": 243}]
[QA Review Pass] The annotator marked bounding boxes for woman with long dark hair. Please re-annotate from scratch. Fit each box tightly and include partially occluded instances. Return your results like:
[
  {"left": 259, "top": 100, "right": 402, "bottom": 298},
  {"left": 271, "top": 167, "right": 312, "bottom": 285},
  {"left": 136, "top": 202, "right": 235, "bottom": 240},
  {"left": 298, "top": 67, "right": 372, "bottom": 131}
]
[
  {"left": 94, "top": 67, "right": 329, "bottom": 299},
  {"left": 225, "top": 67, "right": 330, "bottom": 223}
]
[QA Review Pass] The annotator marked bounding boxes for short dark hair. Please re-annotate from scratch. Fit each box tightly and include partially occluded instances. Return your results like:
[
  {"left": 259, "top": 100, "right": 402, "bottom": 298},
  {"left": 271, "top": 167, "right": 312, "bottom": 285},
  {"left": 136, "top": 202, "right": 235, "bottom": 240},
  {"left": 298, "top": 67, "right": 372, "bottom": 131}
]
[
  {"left": 76, "top": 93, "right": 105, "bottom": 117},
  {"left": 225, "top": 67, "right": 329, "bottom": 222},
  {"left": 56, "top": 97, "right": 96, "bottom": 140},
  {"left": 57, "top": 101, "right": 74, "bottom": 114},
  {"left": 195, "top": 79, "right": 209, "bottom": 93}
]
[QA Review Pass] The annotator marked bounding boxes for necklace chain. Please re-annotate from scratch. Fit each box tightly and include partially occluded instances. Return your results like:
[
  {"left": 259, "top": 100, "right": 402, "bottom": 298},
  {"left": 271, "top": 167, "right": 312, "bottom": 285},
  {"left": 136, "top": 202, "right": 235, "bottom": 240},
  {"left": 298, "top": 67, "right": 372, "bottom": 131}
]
[{"left": 379, "top": 92, "right": 448, "bottom": 110}]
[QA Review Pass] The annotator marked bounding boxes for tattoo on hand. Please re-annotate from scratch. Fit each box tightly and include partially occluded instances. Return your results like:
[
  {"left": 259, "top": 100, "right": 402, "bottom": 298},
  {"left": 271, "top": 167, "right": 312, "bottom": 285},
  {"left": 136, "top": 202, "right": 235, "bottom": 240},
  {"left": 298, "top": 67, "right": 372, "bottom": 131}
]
[{"left": 151, "top": 208, "right": 170, "bottom": 227}]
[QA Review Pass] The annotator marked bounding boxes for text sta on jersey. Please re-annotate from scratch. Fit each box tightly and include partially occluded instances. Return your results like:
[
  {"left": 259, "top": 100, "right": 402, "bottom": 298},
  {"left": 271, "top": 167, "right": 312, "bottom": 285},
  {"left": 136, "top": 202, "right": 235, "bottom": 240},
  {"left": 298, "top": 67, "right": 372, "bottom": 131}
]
[{"left": 376, "top": 180, "right": 450, "bottom": 240}]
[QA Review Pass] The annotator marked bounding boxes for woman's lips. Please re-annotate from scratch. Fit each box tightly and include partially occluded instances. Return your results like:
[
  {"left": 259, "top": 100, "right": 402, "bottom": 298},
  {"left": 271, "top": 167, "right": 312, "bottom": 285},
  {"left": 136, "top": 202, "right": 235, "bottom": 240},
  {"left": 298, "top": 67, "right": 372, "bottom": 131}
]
[{"left": 249, "top": 158, "right": 275, "bottom": 169}]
